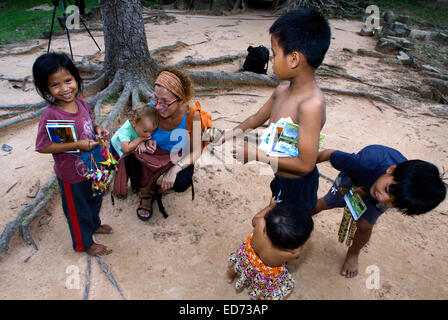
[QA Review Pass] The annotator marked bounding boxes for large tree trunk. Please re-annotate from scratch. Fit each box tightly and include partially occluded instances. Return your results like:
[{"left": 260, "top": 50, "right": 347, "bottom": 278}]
[{"left": 100, "top": 0, "right": 159, "bottom": 84}]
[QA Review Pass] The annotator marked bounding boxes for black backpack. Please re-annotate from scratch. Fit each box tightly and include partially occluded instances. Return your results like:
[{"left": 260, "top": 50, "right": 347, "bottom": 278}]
[{"left": 242, "top": 45, "right": 269, "bottom": 74}]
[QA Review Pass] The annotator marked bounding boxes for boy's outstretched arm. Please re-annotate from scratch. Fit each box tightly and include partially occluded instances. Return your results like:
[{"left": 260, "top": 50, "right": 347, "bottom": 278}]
[
  {"left": 220, "top": 95, "right": 274, "bottom": 144},
  {"left": 317, "top": 149, "right": 335, "bottom": 163}
]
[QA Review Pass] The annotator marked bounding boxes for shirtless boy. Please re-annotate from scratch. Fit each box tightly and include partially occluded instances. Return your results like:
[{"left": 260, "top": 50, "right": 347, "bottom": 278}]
[{"left": 220, "top": 8, "right": 331, "bottom": 213}]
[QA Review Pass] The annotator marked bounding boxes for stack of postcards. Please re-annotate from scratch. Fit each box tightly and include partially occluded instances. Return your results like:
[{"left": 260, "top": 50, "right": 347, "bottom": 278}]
[
  {"left": 46, "top": 120, "right": 79, "bottom": 153},
  {"left": 258, "top": 117, "right": 325, "bottom": 157}
]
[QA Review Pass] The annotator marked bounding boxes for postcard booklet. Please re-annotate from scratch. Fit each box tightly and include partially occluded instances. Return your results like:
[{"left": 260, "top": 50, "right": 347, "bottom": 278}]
[
  {"left": 259, "top": 117, "right": 326, "bottom": 157},
  {"left": 343, "top": 188, "right": 367, "bottom": 220},
  {"left": 46, "top": 120, "right": 79, "bottom": 153}
]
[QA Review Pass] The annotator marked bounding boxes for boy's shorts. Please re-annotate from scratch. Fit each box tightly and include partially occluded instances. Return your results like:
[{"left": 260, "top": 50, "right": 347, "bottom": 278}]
[
  {"left": 323, "top": 172, "right": 386, "bottom": 225},
  {"left": 270, "top": 166, "right": 319, "bottom": 213}
]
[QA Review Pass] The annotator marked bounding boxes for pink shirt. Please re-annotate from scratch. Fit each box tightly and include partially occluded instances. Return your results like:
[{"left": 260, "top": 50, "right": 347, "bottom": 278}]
[{"left": 35, "top": 98, "right": 96, "bottom": 184}]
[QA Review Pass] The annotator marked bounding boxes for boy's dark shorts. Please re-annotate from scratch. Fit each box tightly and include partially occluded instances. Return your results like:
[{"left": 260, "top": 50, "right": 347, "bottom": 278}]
[
  {"left": 270, "top": 166, "right": 319, "bottom": 213},
  {"left": 323, "top": 172, "right": 385, "bottom": 225}
]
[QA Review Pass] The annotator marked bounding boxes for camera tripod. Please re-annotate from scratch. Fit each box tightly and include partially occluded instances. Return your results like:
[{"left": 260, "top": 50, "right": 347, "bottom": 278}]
[{"left": 47, "top": 0, "right": 101, "bottom": 59}]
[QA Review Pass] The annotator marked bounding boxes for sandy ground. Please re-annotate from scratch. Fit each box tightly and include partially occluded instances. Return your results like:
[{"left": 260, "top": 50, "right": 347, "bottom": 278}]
[{"left": 0, "top": 10, "right": 447, "bottom": 300}]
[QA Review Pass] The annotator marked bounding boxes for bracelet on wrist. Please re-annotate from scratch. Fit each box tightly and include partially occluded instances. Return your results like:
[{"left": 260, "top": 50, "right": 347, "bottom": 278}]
[{"left": 176, "top": 161, "right": 185, "bottom": 170}]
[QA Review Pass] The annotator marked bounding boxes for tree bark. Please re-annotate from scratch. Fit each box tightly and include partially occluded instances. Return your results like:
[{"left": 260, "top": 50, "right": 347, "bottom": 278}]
[{"left": 100, "top": 0, "right": 159, "bottom": 84}]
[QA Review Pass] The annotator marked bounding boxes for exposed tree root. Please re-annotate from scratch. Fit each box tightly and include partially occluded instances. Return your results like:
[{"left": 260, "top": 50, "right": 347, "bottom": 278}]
[
  {"left": 95, "top": 256, "right": 127, "bottom": 300},
  {"left": 0, "top": 109, "right": 31, "bottom": 120},
  {"left": 421, "top": 71, "right": 448, "bottom": 81},
  {"left": 83, "top": 255, "right": 92, "bottom": 300},
  {"left": 321, "top": 87, "right": 404, "bottom": 112},
  {"left": 131, "top": 86, "right": 140, "bottom": 109},
  {"left": 75, "top": 61, "right": 103, "bottom": 74},
  {"left": 188, "top": 70, "right": 279, "bottom": 87},
  {"left": 0, "top": 101, "right": 46, "bottom": 110},
  {"left": 143, "top": 12, "right": 177, "bottom": 24},
  {"left": 89, "top": 72, "right": 122, "bottom": 120},
  {"left": 83, "top": 72, "right": 107, "bottom": 95},
  {"left": 195, "top": 86, "right": 235, "bottom": 93},
  {"left": 101, "top": 81, "right": 132, "bottom": 129},
  {"left": 0, "top": 42, "right": 46, "bottom": 57},
  {"left": 138, "top": 81, "right": 155, "bottom": 101},
  {"left": 318, "top": 67, "right": 399, "bottom": 93},
  {"left": 21, "top": 189, "right": 58, "bottom": 250},
  {"left": 195, "top": 92, "right": 264, "bottom": 98},
  {"left": 0, "top": 175, "right": 57, "bottom": 256},
  {"left": 0, "top": 108, "right": 45, "bottom": 131},
  {"left": 171, "top": 53, "right": 245, "bottom": 69},
  {"left": 150, "top": 41, "right": 188, "bottom": 57},
  {"left": 0, "top": 75, "right": 34, "bottom": 84},
  {"left": 81, "top": 50, "right": 103, "bottom": 64}
]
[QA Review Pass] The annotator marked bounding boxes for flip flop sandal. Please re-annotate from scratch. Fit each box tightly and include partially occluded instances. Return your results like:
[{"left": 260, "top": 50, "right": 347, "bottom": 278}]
[{"left": 136, "top": 196, "right": 153, "bottom": 221}]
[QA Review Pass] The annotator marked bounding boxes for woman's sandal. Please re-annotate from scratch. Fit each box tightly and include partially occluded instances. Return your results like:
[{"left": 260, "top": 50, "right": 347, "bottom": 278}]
[{"left": 136, "top": 196, "right": 153, "bottom": 221}]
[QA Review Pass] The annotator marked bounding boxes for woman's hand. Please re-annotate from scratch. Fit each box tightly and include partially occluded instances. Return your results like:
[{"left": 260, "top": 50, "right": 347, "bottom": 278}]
[
  {"left": 159, "top": 165, "right": 182, "bottom": 193},
  {"left": 145, "top": 140, "right": 157, "bottom": 154}
]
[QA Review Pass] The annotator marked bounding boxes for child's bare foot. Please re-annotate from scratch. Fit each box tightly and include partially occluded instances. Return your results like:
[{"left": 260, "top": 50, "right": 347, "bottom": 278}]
[
  {"left": 95, "top": 224, "right": 113, "bottom": 234},
  {"left": 226, "top": 267, "right": 236, "bottom": 284},
  {"left": 86, "top": 243, "right": 112, "bottom": 256},
  {"left": 340, "top": 251, "right": 359, "bottom": 278}
]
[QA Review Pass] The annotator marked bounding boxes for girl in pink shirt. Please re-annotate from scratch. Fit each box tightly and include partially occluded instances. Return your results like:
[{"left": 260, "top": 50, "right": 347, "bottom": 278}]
[{"left": 34, "top": 52, "right": 112, "bottom": 256}]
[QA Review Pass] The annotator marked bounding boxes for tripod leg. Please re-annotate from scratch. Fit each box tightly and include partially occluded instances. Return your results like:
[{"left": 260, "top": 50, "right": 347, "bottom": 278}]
[
  {"left": 60, "top": 0, "right": 74, "bottom": 59},
  {"left": 79, "top": 18, "right": 102, "bottom": 52},
  {"left": 47, "top": 5, "right": 58, "bottom": 53}
]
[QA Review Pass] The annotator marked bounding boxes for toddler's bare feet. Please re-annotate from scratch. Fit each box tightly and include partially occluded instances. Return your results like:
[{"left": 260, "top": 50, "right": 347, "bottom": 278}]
[
  {"left": 226, "top": 267, "right": 236, "bottom": 284},
  {"left": 86, "top": 243, "right": 112, "bottom": 256},
  {"left": 94, "top": 224, "right": 113, "bottom": 234}
]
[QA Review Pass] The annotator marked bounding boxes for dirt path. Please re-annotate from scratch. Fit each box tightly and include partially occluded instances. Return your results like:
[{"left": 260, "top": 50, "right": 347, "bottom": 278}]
[{"left": 0, "top": 10, "right": 447, "bottom": 300}]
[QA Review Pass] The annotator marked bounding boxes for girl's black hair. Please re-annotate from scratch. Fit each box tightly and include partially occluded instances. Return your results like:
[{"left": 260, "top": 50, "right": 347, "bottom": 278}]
[
  {"left": 390, "top": 160, "right": 447, "bottom": 215},
  {"left": 265, "top": 204, "right": 314, "bottom": 250},
  {"left": 32, "top": 52, "right": 82, "bottom": 103}
]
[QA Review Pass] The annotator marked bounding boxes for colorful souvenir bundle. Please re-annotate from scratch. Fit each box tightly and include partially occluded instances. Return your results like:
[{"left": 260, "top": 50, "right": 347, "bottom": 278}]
[
  {"left": 85, "top": 139, "right": 118, "bottom": 196},
  {"left": 337, "top": 187, "right": 367, "bottom": 246},
  {"left": 338, "top": 206, "right": 358, "bottom": 246}
]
